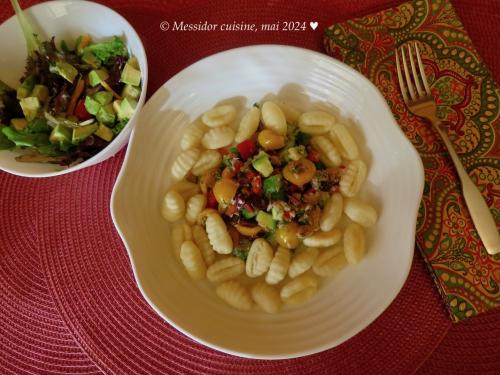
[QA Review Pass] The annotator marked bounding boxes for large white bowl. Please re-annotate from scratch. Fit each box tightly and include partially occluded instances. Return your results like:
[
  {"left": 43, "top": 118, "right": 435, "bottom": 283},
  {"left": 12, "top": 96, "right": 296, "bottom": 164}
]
[
  {"left": 0, "top": 0, "right": 148, "bottom": 177},
  {"left": 111, "top": 45, "right": 424, "bottom": 359}
]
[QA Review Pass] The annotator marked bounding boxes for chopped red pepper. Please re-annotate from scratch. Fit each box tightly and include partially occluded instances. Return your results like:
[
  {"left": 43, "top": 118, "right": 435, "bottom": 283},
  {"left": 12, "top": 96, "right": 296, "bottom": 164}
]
[
  {"left": 74, "top": 99, "right": 92, "bottom": 121},
  {"left": 251, "top": 175, "right": 262, "bottom": 195},
  {"left": 236, "top": 139, "right": 257, "bottom": 160},
  {"left": 206, "top": 191, "right": 218, "bottom": 209},
  {"left": 233, "top": 159, "right": 243, "bottom": 174},
  {"left": 307, "top": 148, "right": 321, "bottom": 163}
]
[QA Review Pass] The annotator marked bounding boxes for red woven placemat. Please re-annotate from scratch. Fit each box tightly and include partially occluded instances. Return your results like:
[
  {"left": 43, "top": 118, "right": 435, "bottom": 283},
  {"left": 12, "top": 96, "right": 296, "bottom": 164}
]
[{"left": 0, "top": 0, "right": 498, "bottom": 374}]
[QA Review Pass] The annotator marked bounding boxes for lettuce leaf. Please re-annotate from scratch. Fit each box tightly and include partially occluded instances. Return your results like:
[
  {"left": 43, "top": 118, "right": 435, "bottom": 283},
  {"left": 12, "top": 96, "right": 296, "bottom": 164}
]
[{"left": 82, "top": 37, "right": 128, "bottom": 65}]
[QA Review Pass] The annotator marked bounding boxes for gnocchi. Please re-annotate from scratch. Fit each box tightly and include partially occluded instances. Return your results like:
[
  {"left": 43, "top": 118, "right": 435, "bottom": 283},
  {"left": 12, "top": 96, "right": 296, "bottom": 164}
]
[
  {"left": 261, "top": 101, "right": 287, "bottom": 135},
  {"left": 303, "top": 229, "right": 342, "bottom": 248},
  {"left": 266, "top": 246, "right": 291, "bottom": 285},
  {"left": 163, "top": 97, "right": 379, "bottom": 312},
  {"left": 310, "top": 135, "right": 341, "bottom": 167},
  {"left": 235, "top": 107, "right": 260, "bottom": 142},
  {"left": 161, "top": 190, "right": 185, "bottom": 222},
  {"left": 192, "top": 150, "right": 222, "bottom": 176},
  {"left": 344, "top": 223, "right": 366, "bottom": 264},
  {"left": 320, "top": 193, "right": 343, "bottom": 231},
  {"left": 288, "top": 246, "right": 319, "bottom": 278},
  {"left": 207, "top": 257, "right": 245, "bottom": 283},
  {"left": 171, "top": 148, "right": 200, "bottom": 181},
  {"left": 192, "top": 224, "right": 216, "bottom": 266},
  {"left": 202, "top": 105, "right": 237, "bottom": 127},
  {"left": 280, "top": 274, "right": 318, "bottom": 304},
  {"left": 180, "top": 120, "right": 206, "bottom": 150},
  {"left": 205, "top": 212, "right": 233, "bottom": 254},
  {"left": 246, "top": 238, "right": 274, "bottom": 277},
  {"left": 216, "top": 280, "right": 253, "bottom": 311},
  {"left": 180, "top": 241, "right": 206, "bottom": 280},
  {"left": 339, "top": 160, "right": 367, "bottom": 197},
  {"left": 344, "top": 198, "right": 378, "bottom": 227},
  {"left": 298, "top": 111, "right": 335, "bottom": 135},
  {"left": 329, "top": 123, "right": 359, "bottom": 160},
  {"left": 251, "top": 282, "right": 282, "bottom": 313},
  {"left": 201, "top": 126, "right": 235, "bottom": 149},
  {"left": 313, "top": 246, "right": 347, "bottom": 277}
]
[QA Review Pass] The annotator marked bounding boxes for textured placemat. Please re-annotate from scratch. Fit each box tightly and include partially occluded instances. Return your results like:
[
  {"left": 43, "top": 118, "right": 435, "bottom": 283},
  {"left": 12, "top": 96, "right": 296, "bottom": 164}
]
[
  {"left": 0, "top": 0, "right": 499, "bottom": 374},
  {"left": 324, "top": 0, "right": 500, "bottom": 322}
]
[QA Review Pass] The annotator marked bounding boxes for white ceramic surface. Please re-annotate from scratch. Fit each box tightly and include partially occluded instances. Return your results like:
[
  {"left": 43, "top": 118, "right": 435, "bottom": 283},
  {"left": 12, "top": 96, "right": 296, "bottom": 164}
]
[
  {"left": 0, "top": 0, "right": 148, "bottom": 177},
  {"left": 111, "top": 45, "right": 425, "bottom": 359}
]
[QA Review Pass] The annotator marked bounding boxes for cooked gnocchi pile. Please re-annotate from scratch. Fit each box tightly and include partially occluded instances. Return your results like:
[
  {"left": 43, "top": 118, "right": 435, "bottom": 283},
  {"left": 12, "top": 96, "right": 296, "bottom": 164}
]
[{"left": 162, "top": 100, "right": 378, "bottom": 312}]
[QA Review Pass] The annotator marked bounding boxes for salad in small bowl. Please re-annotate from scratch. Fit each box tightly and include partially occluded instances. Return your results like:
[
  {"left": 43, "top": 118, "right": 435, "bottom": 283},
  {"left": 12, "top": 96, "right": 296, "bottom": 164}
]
[{"left": 0, "top": 0, "right": 147, "bottom": 177}]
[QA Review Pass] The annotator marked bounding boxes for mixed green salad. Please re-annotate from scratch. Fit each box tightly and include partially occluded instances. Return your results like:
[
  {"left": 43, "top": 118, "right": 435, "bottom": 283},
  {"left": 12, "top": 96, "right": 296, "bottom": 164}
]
[{"left": 0, "top": 5, "right": 141, "bottom": 166}]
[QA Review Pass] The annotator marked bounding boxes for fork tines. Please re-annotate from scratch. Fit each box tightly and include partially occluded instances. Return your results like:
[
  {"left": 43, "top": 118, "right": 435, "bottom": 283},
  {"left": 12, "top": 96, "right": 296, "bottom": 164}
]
[{"left": 395, "top": 42, "right": 431, "bottom": 104}]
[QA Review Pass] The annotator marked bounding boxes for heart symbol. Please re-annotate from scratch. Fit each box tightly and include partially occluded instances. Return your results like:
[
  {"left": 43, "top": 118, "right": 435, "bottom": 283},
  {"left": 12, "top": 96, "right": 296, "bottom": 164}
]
[{"left": 310, "top": 21, "right": 318, "bottom": 30}]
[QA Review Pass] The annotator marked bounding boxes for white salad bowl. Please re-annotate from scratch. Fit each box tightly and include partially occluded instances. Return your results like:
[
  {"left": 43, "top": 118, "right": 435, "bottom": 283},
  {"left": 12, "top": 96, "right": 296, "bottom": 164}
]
[
  {"left": 111, "top": 45, "right": 424, "bottom": 359},
  {"left": 0, "top": 0, "right": 147, "bottom": 177}
]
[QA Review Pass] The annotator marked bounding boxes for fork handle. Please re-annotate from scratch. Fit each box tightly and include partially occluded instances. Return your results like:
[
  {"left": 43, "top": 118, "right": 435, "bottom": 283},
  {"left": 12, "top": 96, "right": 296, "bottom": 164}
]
[{"left": 433, "top": 121, "right": 500, "bottom": 255}]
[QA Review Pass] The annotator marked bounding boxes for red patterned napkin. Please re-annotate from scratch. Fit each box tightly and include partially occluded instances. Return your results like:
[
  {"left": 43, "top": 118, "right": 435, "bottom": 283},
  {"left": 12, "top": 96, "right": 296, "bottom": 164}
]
[{"left": 324, "top": 0, "right": 499, "bottom": 322}]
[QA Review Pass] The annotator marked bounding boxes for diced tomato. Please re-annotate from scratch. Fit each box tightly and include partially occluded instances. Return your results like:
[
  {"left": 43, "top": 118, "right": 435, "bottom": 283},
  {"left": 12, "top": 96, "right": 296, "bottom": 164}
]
[
  {"left": 233, "top": 159, "right": 243, "bottom": 174},
  {"left": 218, "top": 147, "right": 230, "bottom": 156},
  {"left": 307, "top": 148, "right": 321, "bottom": 163},
  {"left": 236, "top": 139, "right": 257, "bottom": 160},
  {"left": 225, "top": 204, "right": 238, "bottom": 216},
  {"left": 251, "top": 175, "right": 262, "bottom": 195},
  {"left": 206, "top": 191, "right": 218, "bottom": 209},
  {"left": 74, "top": 99, "right": 92, "bottom": 121}
]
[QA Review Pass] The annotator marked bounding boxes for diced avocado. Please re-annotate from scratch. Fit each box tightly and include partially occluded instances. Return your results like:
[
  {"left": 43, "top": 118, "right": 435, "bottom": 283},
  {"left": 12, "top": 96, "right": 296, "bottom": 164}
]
[
  {"left": 127, "top": 56, "right": 140, "bottom": 70},
  {"left": 252, "top": 151, "right": 273, "bottom": 177},
  {"left": 120, "top": 63, "right": 141, "bottom": 86},
  {"left": 19, "top": 97, "right": 40, "bottom": 121},
  {"left": 263, "top": 175, "right": 282, "bottom": 195},
  {"left": 49, "top": 124, "right": 72, "bottom": 144},
  {"left": 94, "top": 91, "right": 113, "bottom": 106},
  {"left": 16, "top": 75, "right": 35, "bottom": 99},
  {"left": 84, "top": 96, "right": 101, "bottom": 115},
  {"left": 118, "top": 97, "right": 137, "bottom": 121},
  {"left": 112, "top": 100, "right": 121, "bottom": 114},
  {"left": 10, "top": 118, "right": 28, "bottom": 132},
  {"left": 241, "top": 207, "right": 257, "bottom": 219},
  {"left": 97, "top": 103, "right": 116, "bottom": 125},
  {"left": 49, "top": 61, "right": 78, "bottom": 83},
  {"left": 256, "top": 211, "right": 277, "bottom": 231},
  {"left": 81, "top": 51, "right": 101, "bottom": 69},
  {"left": 31, "top": 85, "right": 49, "bottom": 104},
  {"left": 94, "top": 123, "right": 113, "bottom": 142},
  {"left": 88, "top": 69, "right": 109, "bottom": 87},
  {"left": 121, "top": 84, "right": 141, "bottom": 100},
  {"left": 72, "top": 123, "right": 98, "bottom": 144}
]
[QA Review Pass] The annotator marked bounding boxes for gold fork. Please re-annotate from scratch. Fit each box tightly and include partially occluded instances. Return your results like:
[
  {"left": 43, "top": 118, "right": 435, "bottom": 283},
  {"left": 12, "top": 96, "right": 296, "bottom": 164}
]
[{"left": 395, "top": 42, "right": 499, "bottom": 255}]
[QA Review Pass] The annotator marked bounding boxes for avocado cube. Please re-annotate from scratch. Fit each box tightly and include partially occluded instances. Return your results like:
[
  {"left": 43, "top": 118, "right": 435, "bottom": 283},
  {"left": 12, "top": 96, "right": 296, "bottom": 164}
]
[
  {"left": 49, "top": 61, "right": 78, "bottom": 84},
  {"left": 94, "top": 123, "right": 114, "bottom": 142},
  {"left": 84, "top": 96, "right": 101, "bottom": 115},
  {"left": 31, "top": 85, "right": 49, "bottom": 104},
  {"left": 81, "top": 51, "right": 101, "bottom": 69},
  {"left": 127, "top": 56, "right": 140, "bottom": 70},
  {"left": 112, "top": 100, "right": 121, "bottom": 115},
  {"left": 94, "top": 91, "right": 113, "bottom": 106},
  {"left": 256, "top": 211, "right": 277, "bottom": 231},
  {"left": 19, "top": 97, "right": 41, "bottom": 121},
  {"left": 16, "top": 75, "right": 35, "bottom": 99},
  {"left": 121, "top": 84, "right": 141, "bottom": 100},
  {"left": 10, "top": 118, "right": 28, "bottom": 132},
  {"left": 118, "top": 97, "right": 137, "bottom": 121},
  {"left": 251, "top": 151, "right": 273, "bottom": 177},
  {"left": 97, "top": 103, "right": 115, "bottom": 125},
  {"left": 88, "top": 69, "right": 109, "bottom": 87},
  {"left": 120, "top": 63, "right": 141, "bottom": 86},
  {"left": 72, "top": 123, "right": 98, "bottom": 144},
  {"left": 49, "top": 124, "right": 72, "bottom": 144}
]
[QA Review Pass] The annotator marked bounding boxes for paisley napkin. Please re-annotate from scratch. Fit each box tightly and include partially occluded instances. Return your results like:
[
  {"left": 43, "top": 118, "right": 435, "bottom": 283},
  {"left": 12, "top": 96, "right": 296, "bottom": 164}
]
[{"left": 324, "top": 0, "right": 499, "bottom": 322}]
